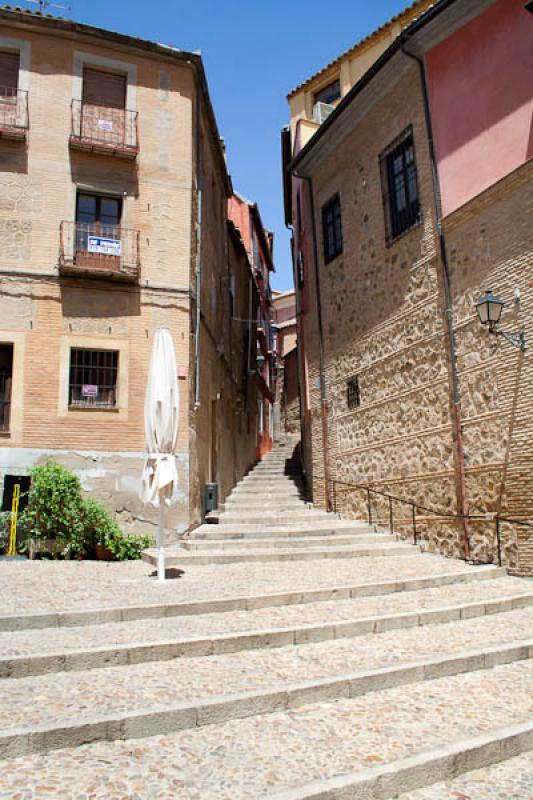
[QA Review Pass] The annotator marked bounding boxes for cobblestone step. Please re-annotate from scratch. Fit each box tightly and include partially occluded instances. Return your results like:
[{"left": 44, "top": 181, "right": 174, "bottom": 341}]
[
  {"left": 0, "top": 662, "right": 530, "bottom": 797},
  {"left": 206, "top": 510, "right": 332, "bottom": 524},
  {"left": 197, "top": 524, "right": 373, "bottom": 539},
  {"left": 0, "top": 555, "right": 508, "bottom": 619},
  {"left": 193, "top": 519, "right": 365, "bottom": 534},
  {"left": 395, "top": 750, "right": 533, "bottom": 798},
  {"left": 0, "top": 565, "right": 504, "bottom": 632},
  {"left": 143, "top": 541, "right": 414, "bottom": 565},
  {"left": 181, "top": 534, "right": 396, "bottom": 550},
  {"left": 2, "top": 583, "right": 531, "bottom": 678},
  {"left": 1, "top": 637, "right": 530, "bottom": 759}
]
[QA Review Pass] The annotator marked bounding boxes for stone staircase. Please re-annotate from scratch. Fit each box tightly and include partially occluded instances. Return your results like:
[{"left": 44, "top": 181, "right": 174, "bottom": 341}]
[
  {"left": 0, "top": 440, "right": 532, "bottom": 797},
  {"left": 143, "top": 438, "right": 412, "bottom": 566}
]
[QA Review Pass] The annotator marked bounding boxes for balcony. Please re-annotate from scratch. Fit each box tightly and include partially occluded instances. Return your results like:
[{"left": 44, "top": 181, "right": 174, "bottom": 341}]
[
  {"left": 0, "top": 89, "right": 28, "bottom": 141},
  {"left": 69, "top": 100, "right": 138, "bottom": 158},
  {"left": 59, "top": 221, "right": 140, "bottom": 283}
]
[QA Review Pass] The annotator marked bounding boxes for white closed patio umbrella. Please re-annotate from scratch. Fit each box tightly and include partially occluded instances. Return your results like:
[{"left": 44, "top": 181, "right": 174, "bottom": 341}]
[{"left": 141, "top": 327, "right": 179, "bottom": 581}]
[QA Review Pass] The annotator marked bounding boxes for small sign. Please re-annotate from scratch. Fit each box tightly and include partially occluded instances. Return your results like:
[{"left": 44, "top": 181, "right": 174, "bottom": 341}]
[
  {"left": 2, "top": 475, "right": 31, "bottom": 513},
  {"left": 82, "top": 384, "right": 99, "bottom": 398},
  {"left": 98, "top": 119, "right": 113, "bottom": 131},
  {"left": 88, "top": 236, "right": 122, "bottom": 257}
]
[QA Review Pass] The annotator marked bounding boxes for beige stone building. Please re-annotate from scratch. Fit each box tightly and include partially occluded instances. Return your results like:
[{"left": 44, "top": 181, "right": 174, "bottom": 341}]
[
  {"left": 0, "top": 7, "right": 260, "bottom": 538},
  {"left": 272, "top": 289, "right": 299, "bottom": 435},
  {"left": 283, "top": 0, "right": 533, "bottom": 574}
]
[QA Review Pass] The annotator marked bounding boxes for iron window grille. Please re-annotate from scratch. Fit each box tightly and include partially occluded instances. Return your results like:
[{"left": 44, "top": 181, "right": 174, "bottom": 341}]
[
  {"left": 69, "top": 348, "right": 119, "bottom": 408},
  {"left": 347, "top": 375, "right": 360, "bottom": 410},
  {"left": 322, "top": 193, "right": 343, "bottom": 264},
  {"left": 380, "top": 126, "right": 421, "bottom": 245}
]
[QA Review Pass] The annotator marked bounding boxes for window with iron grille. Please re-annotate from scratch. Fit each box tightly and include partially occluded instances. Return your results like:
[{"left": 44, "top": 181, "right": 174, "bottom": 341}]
[
  {"left": 322, "top": 193, "right": 343, "bottom": 264},
  {"left": 347, "top": 375, "right": 360, "bottom": 409},
  {"left": 0, "top": 344, "right": 13, "bottom": 432},
  {"left": 69, "top": 349, "right": 119, "bottom": 408},
  {"left": 380, "top": 127, "right": 421, "bottom": 244}
]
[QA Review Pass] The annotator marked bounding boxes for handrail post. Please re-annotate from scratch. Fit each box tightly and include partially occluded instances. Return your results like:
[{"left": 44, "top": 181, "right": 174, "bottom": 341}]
[
  {"left": 389, "top": 496, "right": 393, "bottom": 535},
  {"left": 412, "top": 504, "right": 417, "bottom": 545},
  {"left": 496, "top": 517, "right": 502, "bottom": 567},
  {"left": 367, "top": 488, "right": 372, "bottom": 526}
]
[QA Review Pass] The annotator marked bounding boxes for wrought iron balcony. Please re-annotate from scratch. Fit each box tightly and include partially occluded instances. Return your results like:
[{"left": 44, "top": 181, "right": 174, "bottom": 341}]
[
  {"left": 0, "top": 88, "right": 28, "bottom": 140},
  {"left": 59, "top": 221, "right": 140, "bottom": 282},
  {"left": 69, "top": 100, "right": 138, "bottom": 158}
]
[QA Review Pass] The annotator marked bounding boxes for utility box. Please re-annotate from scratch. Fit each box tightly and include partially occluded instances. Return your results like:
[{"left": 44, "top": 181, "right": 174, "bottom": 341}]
[{"left": 204, "top": 483, "right": 219, "bottom": 516}]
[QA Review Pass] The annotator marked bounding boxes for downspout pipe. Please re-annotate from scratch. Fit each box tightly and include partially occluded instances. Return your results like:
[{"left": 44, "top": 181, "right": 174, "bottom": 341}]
[
  {"left": 194, "top": 93, "right": 203, "bottom": 409},
  {"left": 294, "top": 171, "right": 332, "bottom": 512},
  {"left": 401, "top": 40, "right": 471, "bottom": 560}
]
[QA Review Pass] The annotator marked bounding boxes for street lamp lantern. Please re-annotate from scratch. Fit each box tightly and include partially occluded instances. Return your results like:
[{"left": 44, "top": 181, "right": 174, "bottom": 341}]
[
  {"left": 474, "top": 289, "right": 526, "bottom": 352},
  {"left": 475, "top": 289, "right": 504, "bottom": 329}
]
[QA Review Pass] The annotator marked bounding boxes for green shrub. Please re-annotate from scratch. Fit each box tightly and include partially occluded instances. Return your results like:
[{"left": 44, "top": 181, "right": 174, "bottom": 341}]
[
  {"left": 83, "top": 497, "right": 152, "bottom": 560},
  {"left": 22, "top": 461, "right": 152, "bottom": 560},
  {"left": 24, "top": 461, "right": 87, "bottom": 558}
]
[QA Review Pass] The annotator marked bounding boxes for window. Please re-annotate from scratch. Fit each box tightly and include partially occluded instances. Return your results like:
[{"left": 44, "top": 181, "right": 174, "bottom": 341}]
[
  {"left": 380, "top": 127, "right": 421, "bottom": 243},
  {"left": 0, "top": 344, "right": 13, "bottom": 432},
  {"left": 0, "top": 51, "right": 20, "bottom": 128},
  {"left": 75, "top": 192, "right": 122, "bottom": 254},
  {"left": 322, "top": 193, "right": 343, "bottom": 264},
  {"left": 69, "top": 348, "right": 119, "bottom": 408},
  {"left": 347, "top": 375, "right": 360, "bottom": 410},
  {"left": 83, "top": 67, "right": 126, "bottom": 109},
  {"left": 314, "top": 79, "right": 341, "bottom": 106}
]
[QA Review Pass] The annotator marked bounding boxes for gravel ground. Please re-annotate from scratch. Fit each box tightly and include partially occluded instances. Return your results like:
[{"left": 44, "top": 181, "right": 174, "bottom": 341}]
[
  {"left": 0, "top": 553, "right": 497, "bottom": 615},
  {"left": 395, "top": 751, "right": 533, "bottom": 798},
  {"left": 0, "top": 661, "right": 530, "bottom": 799},
  {"left": 0, "top": 607, "right": 532, "bottom": 731},
  {"left": 0, "top": 576, "right": 530, "bottom": 658}
]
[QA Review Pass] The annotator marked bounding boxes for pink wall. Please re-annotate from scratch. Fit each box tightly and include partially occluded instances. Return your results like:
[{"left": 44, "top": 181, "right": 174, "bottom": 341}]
[{"left": 426, "top": 0, "right": 533, "bottom": 216}]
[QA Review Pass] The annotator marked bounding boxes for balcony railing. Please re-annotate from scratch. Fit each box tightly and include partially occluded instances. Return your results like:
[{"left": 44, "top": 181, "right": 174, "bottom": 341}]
[
  {"left": 69, "top": 100, "right": 138, "bottom": 158},
  {"left": 59, "top": 221, "right": 140, "bottom": 282},
  {"left": 0, "top": 88, "right": 28, "bottom": 140}
]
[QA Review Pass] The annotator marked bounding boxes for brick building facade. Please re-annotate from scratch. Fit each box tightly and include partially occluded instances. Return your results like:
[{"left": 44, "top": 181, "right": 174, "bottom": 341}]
[
  {"left": 0, "top": 8, "right": 262, "bottom": 540},
  {"left": 283, "top": 0, "right": 533, "bottom": 574}
]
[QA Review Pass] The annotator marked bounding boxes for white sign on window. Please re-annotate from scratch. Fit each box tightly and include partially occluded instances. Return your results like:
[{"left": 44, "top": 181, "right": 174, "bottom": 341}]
[
  {"left": 81, "top": 384, "right": 98, "bottom": 398},
  {"left": 87, "top": 236, "right": 122, "bottom": 257},
  {"left": 98, "top": 119, "right": 113, "bottom": 131}
]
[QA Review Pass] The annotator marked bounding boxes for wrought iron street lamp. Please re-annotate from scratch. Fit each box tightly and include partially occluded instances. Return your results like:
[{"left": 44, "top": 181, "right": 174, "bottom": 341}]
[{"left": 475, "top": 289, "right": 526, "bottom": 351}]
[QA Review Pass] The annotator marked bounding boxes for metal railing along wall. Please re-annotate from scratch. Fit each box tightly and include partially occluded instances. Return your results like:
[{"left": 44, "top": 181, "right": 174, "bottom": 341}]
[{"left": 313, "top": 472, "right": 532, "bottom": 568}]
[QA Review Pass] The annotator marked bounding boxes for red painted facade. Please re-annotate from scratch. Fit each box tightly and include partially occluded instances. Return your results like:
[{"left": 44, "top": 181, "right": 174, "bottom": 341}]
[{"left": 426, "top": 0, "right": 533, "bottom": 216}]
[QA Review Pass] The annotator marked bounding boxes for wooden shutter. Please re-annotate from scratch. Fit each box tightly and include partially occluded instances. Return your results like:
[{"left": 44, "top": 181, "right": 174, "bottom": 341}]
[
  {"left": 83, "top": 68, "right": 126, "bottom": 109},
  {"left": 0, "top": 52, "right": 19, "bottom": 91}
]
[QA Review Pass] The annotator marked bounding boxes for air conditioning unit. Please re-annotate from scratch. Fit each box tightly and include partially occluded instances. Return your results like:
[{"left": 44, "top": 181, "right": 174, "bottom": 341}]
[{"left": 313, "top": 101, "right": 334, "bottom": 124}]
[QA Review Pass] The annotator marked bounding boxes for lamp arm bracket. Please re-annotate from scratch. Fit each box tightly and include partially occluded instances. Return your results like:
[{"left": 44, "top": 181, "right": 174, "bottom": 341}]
[{"left": 490, "top": 327, "right": 526, "bottom": 352}]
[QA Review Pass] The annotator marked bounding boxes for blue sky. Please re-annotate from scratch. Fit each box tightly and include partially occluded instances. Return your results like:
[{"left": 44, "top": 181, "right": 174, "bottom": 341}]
[{"left": 35, "top": 0, "right": 413, "bottom": 290}]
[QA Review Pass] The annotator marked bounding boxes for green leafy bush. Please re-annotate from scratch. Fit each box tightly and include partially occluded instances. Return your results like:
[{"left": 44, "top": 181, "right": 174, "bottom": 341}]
[
  {"left": 83, "top": 498, "right": 151, "bottom": 560},
  {"left": 24, "top": 461, "right": 87, "bottom": 557},
  {"left": 21, "top": 461, "right": 152, "bottom": 560}
]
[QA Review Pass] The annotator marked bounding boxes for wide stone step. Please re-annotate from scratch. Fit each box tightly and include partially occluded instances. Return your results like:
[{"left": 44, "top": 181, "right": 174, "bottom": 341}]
[
  {"left": 206, "top": 510, "right": 333, "bottom": 525},
  {"left": 143, "top": 541, "right": 414, "bottom": 565},
  {"left": 223, "top": 497, "right": 311, "bottom": 510},
  {"left": 4, "top": 580, "right": 531, "bottom": 678},
  {"left": 0, "top": 565, "right": 505, "bottom": 632},
  {"left": 2, "top": 661, "right": 531, "bottom": 796},
  {"left": 181, "top": 533, "right": 396, "bottom": 550},
  {"left": 1, "top": 621, "right": 531, "bottom": 758},
  {"left": 396, "top": 750, "right": 533, "bottom": 799},
  {"left": 193, "top": 519, "right": 371, "bottom": 536}
]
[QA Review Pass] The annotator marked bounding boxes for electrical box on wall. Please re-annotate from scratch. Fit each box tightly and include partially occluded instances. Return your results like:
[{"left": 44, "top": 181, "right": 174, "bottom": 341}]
[{"left": 204, "top": 483, "right": 219, "bottom": 516}]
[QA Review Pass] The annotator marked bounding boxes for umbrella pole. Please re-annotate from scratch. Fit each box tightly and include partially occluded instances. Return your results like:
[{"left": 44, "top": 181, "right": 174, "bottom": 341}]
[{"left": 157, "top": 502, "right": 165, "bottom": 582}]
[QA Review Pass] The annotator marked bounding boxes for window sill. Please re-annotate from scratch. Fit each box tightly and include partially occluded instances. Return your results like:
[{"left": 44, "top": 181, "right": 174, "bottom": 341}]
[
  {"left": 0, "top": 430, "right": 11, "bottom": 437},
  {"left": 386, "top": 217, "right": 423, "bottom": 248},
  {"left": 68, "top": 406, "right": 120, "bottom": 413}
]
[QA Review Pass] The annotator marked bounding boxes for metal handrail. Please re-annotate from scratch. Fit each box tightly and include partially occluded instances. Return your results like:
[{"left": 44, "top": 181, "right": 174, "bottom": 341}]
[
  {"left": 312, "top": 472, "right": 532, "bottom": 567},
  {"left": 70, "top": 99, "right": 138, "bottom": 151},
  {"left": 0, "top": 87, "right": 29, "bottom": 131}
]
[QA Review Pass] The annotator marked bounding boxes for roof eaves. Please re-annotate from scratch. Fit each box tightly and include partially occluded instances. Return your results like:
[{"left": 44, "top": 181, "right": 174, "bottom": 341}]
[
  {"left": 289, "top": 0, "right": 452, "bottom": 174},
  {"left": 286, "top": 0, "right": 428, "bottom": 99}
]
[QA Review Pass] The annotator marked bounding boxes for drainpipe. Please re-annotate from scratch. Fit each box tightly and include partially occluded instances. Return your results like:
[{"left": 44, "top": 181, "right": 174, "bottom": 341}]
[
  {"left": 194, "top": 93, "right": 203, "bottom": 409},
  {"left": 294, "top": 172, "right": 332, "bottom": 512},
  {"left": 401, "top": 41, "right": 470, "bottom": 560}
]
